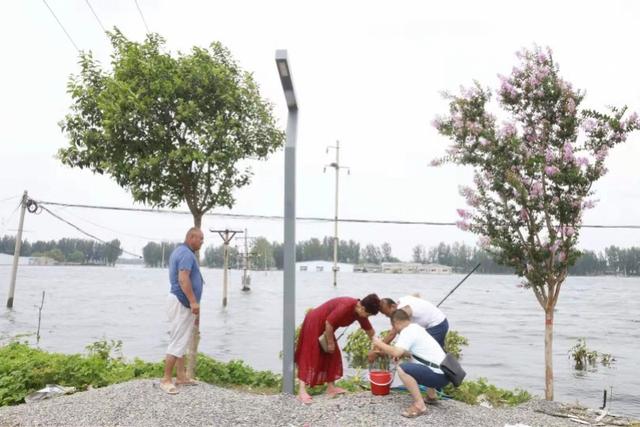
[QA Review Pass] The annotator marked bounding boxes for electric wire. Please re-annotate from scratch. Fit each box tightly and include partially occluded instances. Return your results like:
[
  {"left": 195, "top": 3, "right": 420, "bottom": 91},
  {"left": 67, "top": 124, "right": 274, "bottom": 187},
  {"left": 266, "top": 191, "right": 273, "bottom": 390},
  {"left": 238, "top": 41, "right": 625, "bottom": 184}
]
[
  {"left": 0, "top": 195, "right": 19, "bottom": 203},
  {"left": 34, "top": 200, "right": 640, "bottom": 229},
  {"left": 41, "top": 0, "right": 80, "bottom": 52},
  {"left": 38, "top": 203, "right": 142, "bottom": 258},
  {"left": 133, "top": 0, "right": 150, "bottom": 33},
  {"left": 84, "top": 0, "right": 108, "bottom": 34},
  {"left": 58, "top": 206, "right": 167, "bottom": 242}
]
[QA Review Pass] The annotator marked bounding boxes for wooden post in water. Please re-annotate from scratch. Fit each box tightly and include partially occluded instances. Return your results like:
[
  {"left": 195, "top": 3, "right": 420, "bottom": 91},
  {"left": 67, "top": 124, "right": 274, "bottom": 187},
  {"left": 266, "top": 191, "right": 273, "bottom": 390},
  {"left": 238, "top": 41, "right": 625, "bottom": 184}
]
[{"left": 7, "top": 191, "right": 28, "bottom": 309}]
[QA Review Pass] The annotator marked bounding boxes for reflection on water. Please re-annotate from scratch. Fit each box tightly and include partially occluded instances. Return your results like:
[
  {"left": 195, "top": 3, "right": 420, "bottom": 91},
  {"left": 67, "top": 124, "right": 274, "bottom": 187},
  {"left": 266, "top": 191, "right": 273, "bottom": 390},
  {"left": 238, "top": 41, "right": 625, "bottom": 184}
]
[{"left": 1, "top": 265, "right": 639, "bottom": 417}]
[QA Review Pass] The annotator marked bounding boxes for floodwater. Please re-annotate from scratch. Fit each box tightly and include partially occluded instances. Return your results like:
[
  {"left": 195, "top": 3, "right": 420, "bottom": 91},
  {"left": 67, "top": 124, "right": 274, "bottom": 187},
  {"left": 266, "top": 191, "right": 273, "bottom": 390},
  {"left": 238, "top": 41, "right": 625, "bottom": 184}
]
[{"left": 1, "top": 265, "right": 639, "bottom": 417}]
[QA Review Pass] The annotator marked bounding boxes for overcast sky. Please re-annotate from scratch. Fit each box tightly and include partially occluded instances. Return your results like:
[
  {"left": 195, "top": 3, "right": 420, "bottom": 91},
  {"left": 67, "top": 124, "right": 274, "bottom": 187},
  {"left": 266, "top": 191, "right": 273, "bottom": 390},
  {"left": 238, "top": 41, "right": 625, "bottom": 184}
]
[{"left": 1, "top": 0, "right": 639, "bottom": 260}]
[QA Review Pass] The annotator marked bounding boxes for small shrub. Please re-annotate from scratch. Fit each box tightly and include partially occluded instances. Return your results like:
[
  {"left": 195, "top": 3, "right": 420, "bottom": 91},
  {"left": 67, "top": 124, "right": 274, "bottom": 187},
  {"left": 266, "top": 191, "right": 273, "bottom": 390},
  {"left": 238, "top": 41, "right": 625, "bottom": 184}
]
[
  {"left": 445, "top": 330, "right": 469, "bottom": 359},
  {"left": 569, "top": 338, "right": 614, "bottom": 371}
]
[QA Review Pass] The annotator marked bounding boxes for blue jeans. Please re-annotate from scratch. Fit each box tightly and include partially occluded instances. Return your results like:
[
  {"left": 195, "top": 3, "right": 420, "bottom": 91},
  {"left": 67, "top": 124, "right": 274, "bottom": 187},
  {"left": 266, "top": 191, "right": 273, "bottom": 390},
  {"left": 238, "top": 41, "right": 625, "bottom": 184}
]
[
  {"left": 426, "top": 318, "right": 449, "bottom": 349},
  {"left": 400, "top": 362, "right": 450, "bottom": 389}
]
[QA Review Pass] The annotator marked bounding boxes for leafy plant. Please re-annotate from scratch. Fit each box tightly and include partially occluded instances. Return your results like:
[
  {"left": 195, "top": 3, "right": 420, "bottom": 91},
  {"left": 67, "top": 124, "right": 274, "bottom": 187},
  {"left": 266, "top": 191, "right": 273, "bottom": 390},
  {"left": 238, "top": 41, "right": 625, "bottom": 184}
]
[
  {"left": 0, "top": 340, "right": 281, "bottom": 407},
  {"left": 569, "top": 338, "right": 614, "bottom": 370},
  {"left": 444, "top": 378, "right": 531, "bottom": 407},
  {"left": 444, "top": 330, "right": 469, "bottom": 359}
]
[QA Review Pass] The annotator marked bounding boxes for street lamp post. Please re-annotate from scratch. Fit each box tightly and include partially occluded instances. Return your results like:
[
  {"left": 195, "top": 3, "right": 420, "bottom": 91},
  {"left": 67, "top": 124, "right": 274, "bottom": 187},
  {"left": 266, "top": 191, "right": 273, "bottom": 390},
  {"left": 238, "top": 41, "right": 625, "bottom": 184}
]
[{"left": 276, "top": 49, "right": 298, "bottom": 395}]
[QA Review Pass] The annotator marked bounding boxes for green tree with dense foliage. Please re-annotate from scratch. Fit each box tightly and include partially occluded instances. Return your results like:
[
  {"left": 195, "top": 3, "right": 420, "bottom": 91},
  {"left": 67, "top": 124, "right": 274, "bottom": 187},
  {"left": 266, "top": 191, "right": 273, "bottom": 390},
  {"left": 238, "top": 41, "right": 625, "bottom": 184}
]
[
  {"left": 58, "top": 29, "right": 284, "bottom": 376},
  {"left": 433, "top": 46, "right": 639, "bottom": 399}
]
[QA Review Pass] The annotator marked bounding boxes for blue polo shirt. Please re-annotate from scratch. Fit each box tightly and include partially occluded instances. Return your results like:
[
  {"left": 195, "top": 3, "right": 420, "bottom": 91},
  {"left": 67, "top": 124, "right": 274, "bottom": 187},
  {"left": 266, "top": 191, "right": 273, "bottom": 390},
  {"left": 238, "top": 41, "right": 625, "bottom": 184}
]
[{"left": 169, "top": 243, "right": 203, "bottom": 308}]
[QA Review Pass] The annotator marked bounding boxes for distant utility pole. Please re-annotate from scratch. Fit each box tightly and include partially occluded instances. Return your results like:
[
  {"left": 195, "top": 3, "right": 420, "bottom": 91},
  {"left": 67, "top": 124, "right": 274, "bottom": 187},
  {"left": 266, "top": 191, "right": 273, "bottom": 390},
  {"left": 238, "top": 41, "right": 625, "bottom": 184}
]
[
  {"left": 7, "top": 191, "right": 28, "bottom": 308},
  {"left": 325, "top": 140, "right": 350, "bottom": 287},
  {"left": 210, "top": 228, "right": 243, "bottom": 307}
]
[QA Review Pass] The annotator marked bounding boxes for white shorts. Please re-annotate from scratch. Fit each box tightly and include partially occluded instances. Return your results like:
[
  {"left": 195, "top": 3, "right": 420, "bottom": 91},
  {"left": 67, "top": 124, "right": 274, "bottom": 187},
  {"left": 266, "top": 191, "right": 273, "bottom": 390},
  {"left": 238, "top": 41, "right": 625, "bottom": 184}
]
[{"left": 166, "top": 294, "right": 196, "bottom": 357}]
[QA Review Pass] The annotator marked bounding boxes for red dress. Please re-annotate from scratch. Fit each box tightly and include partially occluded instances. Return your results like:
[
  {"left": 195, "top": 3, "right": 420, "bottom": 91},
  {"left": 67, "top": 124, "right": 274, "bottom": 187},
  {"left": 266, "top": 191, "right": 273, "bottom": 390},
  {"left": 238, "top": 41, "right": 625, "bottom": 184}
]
[{"left": 295, "top": 297, "right": 373, "bottom": 386}]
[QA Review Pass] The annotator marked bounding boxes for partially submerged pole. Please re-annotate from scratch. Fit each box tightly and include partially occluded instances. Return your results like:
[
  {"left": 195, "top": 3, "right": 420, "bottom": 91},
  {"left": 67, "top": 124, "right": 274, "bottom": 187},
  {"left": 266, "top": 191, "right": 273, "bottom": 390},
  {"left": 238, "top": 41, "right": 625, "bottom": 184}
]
[{"left": 7, "top": 191, "right": 28, "bottom": 309}]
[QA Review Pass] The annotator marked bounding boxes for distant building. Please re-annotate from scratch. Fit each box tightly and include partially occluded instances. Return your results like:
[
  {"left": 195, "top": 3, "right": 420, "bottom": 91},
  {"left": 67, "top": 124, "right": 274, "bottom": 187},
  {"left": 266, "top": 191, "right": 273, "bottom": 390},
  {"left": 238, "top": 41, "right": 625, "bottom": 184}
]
[
  {"left": 355, "top": 262, "right": 453, "bottom": 274},
  {"left": 420, "top": 263, "right": 452, "bottom": 274},
  {"left": 296, "top": 260, "right": 354, "bottom": 273},
  {"left": 353, "top": 263, "right": 382, "bottom": 273}
]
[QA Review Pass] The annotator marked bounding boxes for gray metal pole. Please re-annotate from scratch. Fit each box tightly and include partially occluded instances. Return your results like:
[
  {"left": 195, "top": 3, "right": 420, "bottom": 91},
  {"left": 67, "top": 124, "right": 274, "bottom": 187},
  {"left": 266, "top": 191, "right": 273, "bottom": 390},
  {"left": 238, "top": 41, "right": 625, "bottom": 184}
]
[
  {"left": 7, "top": 191, "right": 28, "bottom": 308},
  {"left": 333, "top": 141, "right": 339, "bottom": 287},
  {"left": 223, "top": 236, "right": 229, "bottom": 307},
  {"left": 282, "top": 108, "right": 298, "bottom": 394}
]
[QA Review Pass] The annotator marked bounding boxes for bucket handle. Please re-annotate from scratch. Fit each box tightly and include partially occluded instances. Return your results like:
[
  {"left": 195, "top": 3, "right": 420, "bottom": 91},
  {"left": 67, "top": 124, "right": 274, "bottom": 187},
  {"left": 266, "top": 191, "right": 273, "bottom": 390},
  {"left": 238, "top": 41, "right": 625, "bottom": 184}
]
[{"left": 368, "top": 371, "right": 394, "bottom": 387}]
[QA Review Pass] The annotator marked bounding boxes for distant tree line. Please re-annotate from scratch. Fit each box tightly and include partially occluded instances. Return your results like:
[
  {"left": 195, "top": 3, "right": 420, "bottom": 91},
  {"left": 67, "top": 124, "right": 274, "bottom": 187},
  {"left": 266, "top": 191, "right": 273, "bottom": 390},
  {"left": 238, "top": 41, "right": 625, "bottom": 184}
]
[
  {"left": 139, "top": 237, "right": 640, "bottom": 276},
  {"left": 0, "top": 235, "right": 122, "bottom": 265}
]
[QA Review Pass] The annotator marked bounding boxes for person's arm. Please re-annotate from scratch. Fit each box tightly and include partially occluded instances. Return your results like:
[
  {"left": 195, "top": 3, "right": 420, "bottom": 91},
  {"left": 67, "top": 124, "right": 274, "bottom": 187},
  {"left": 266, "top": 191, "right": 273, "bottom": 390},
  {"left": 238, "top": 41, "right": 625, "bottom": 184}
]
[
  {"left": 324, "top": 321, "right": 336, "bottom": 353},
  {"left": 178, "top": 269, "right": 200, "bottom": 315},
  {"left": 372, "top": 337, "right": 408, "bottom": 359},
  {"left": 364, "top": 328, "right": 375, "bottom": 340},
  {"left": 383, "top": 327, "right": 398, "bottom": 344}
]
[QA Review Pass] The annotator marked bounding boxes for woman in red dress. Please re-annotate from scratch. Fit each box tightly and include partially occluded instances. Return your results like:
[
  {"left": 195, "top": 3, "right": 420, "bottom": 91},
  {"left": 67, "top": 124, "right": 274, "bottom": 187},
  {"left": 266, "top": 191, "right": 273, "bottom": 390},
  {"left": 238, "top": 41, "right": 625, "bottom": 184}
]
[{"left": 295, "top": 294, "right": 380, "bottom": 403}]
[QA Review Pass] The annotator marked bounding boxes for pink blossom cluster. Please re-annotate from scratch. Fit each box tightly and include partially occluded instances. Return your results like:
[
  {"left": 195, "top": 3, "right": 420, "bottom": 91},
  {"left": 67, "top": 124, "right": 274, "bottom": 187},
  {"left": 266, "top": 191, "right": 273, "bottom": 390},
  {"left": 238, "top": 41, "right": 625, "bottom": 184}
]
[
  {"left": 498, "top": 122, "right": 517, "bottom": 139},
  {"left": 457, "top": 208, "right": 473, "bottom": 219},
  {"left": 545, "top": 165, "right": 560, "bottom": 176},
  {"left": 581, "top": 119, "right": 596, "bottom": 132},
  {"left": 478, "top": 236, "right": 491, "bottom": 249},
  {"left": 582, "top": 199, "right": 598, "bottom": 209},
  {"left": 530, "top": 182, "right": 544, "bottom": 197},
  {"left": 562, "top": 142, "right": 574, "bottom": 162},
  {"left": 456, "top": 220, "right": 470, "bottom": 231},
  {"left": 595, "top": 147, "right": 608, "bottom": 162},
  {"left": 459, "top": 185, "right": 481, "bottom": 207}
]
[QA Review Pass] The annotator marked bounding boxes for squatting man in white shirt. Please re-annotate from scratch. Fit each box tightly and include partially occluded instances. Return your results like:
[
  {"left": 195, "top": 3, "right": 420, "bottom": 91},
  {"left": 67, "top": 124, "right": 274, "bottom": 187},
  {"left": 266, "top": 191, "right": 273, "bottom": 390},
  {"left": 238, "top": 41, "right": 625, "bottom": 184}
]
[{"left": 372, "top": 309, "right": 451, "bottom": 419}]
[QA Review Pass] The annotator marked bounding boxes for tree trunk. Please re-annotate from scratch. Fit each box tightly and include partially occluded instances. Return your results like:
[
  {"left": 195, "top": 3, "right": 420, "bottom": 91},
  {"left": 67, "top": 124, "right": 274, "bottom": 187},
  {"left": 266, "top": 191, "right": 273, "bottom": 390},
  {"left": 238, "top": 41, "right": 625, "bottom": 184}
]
[
  {"left": 544, "top": 305, "right": 554, "bottom": 400},
  {"left": 185, "top": 213, "right": 202, "bottom": 379}
]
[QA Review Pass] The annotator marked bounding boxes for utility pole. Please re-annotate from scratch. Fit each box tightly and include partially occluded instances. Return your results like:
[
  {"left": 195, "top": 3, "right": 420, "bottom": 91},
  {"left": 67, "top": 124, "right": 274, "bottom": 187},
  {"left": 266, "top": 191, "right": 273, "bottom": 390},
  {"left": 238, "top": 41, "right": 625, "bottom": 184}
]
[
  {"left": 7, "top": 191, "right": 28, "bottom": 308},
  {"left": 324, "top": 141, "right": 350, "bottom": 287},
  {"left": 210, "top": 228, "right": 243, "bottom": 307},
  {"left": 241, "top": 228, "right": 252, "bottom": 291}
]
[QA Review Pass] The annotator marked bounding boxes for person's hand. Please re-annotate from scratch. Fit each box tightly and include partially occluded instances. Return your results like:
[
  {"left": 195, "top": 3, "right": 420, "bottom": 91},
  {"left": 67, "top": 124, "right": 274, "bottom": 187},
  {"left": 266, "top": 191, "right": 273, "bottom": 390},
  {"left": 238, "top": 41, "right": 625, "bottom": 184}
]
[
  {"left": 367, "top": 350, "right": 379, "bottom": 364},
  {"left": 372, "top": 337, "right": 383, "bottom": 349},
  {"left": 327, "top": 340, "right": 336, "bottom": 353},
  {"left": 190, "top": 302, "right": 200, "bottom": 316}
]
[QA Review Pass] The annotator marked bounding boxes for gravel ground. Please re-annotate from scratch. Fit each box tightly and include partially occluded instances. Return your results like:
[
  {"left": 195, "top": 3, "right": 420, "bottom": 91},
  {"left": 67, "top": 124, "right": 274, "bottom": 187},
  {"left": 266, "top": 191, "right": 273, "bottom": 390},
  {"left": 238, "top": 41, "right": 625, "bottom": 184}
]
[{"left": 0, "top": 380, "right": 628, "bottom": 427}]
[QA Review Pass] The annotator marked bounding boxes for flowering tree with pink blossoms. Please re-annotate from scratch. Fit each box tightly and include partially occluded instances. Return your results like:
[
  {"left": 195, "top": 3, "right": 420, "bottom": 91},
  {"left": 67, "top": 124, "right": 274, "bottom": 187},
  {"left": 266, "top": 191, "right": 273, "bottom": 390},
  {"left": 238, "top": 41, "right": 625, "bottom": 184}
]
[{"left": 432, "top": 46, "right": 639, "bottom": 400}]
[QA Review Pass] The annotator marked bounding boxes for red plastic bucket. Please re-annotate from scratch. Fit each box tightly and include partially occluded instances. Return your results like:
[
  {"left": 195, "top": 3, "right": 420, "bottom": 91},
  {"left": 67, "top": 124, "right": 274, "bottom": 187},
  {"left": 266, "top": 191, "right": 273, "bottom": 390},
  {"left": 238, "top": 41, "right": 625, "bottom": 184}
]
[{"left": 369, "top": 370, "right": 393, "bottom": 396}]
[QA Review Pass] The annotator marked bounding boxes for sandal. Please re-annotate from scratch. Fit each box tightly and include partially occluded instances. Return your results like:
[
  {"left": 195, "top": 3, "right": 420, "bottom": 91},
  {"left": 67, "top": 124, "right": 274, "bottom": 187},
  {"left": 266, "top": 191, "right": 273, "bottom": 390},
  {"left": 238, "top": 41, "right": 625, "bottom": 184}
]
[
  {"left": 424, "top": 396, "right": 439, "bottom": 405},
  {"left": 159, "top": 382, "right": 179, "bottom": 395},
  {"left": 401, "top": 404, "right": 427, "bottom": 418},
  {"left": 176, "top": 379, "right": 199, "bottom": 386}
]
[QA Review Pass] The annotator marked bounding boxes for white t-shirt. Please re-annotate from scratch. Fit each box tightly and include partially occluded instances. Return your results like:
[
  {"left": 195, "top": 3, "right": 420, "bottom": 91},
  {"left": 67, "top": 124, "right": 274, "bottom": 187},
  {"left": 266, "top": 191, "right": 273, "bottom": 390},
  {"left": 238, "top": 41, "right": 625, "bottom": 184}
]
[
  {"left": 395, "top": 323, "right": 446, "bottom": 374},
  {"left": 397, "top": 295, "right": 446, "bottom": 329}
]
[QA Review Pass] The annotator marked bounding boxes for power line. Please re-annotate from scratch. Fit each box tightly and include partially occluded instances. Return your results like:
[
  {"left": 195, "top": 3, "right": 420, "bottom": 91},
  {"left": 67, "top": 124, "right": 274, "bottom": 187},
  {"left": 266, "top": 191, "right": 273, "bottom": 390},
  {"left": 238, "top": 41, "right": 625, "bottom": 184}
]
[
  {"left": 0, "top": 195, "right": 19, "bottom": 203},
  {"left": 57, "top": 206, "right": 164, "bottom": 242},
  {"left": 38, "top": 204, "right": 142, "bottom": 258},
  {"left": 34, "top": 200, "right": 640, "bottom": 230},
  {"left": 41, "top": 0, "right": 80, "bottom": 52},
  {"left": 133, "top": 0, "right": 150, "bottom": 33},
  {"left": 84, "top": 0, "right": 108, "bottom": 34}
]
